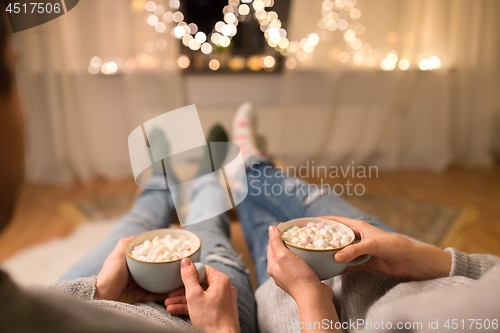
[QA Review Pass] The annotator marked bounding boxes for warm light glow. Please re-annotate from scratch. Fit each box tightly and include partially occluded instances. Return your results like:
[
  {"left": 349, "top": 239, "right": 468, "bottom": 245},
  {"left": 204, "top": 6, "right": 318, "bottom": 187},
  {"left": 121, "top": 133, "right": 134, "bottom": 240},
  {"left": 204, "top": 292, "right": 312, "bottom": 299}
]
[
  {"left": 106, "top": 61, "right": 118, "bottom": 74},
  {"left": 263, "top": 55, "right": 275, "bottom": 68},
  {"left": 172, "top": 11, "right": 184, "bottom": 23},
  {"left": 287, "top": 41, "right": 300, "bottom": 53},
  {"left": 344, "top": 29, "right": 356, "bottom": 42},
  {"left": 429, "top": 56, "right": 441, "bottom": 69},
  {"left": 247, "top": 56, "right": 261, "bottom": 71},
  {"left": 238, "top": 4, "right": 250, "bottom": 15},
  {"left": 350, "top": 8, "right": 361, "bottom": 19},
  {"left": 381, "top": 58, "right": 396, "bottom": 71},
  {"left": 268, "top": 27, "right": 280, "bottom": 39},
  {"left": 173, "top": 26, "right": 185, "bottom": 38},
  {"left": 253, "top": 0, "right": 264, "bottom": 11},
  {"left": 228, "top": 57, "right": 245, "bottom": 71},
  {"left": 169, "top": 0, "right": 180, "bottom": 10},
  {"left": 323, "top": 0, "right": 334, "bottom": 11},
  {"left": 201, "top": 43, "right": 213, "bottom": 55},
  {"left": 219, "top": 36, "right": 231, "bottom": 47},
  {"left": 215, "top": 21, "right": 224, "bottom": 33},
  {"left": 189, "top": 39, "right": 201, "bottom": 51},
  {"left": 188, "top": 23, "right": 198, "bottom": 34},
  {"left": 361, "top": 43, "right": 372, "bottom": 54},
  {"left": 209, "top": 59, "right": 220, "bottom": 70},
  {"left": 278, "top": 38, "right": 289, "bottom": 49},
  {"left": 353, "top": 54, "right": 364, "bottom": 65},
  {"left": 286, "top": 58, "right": 296, "bottom": 69},
  {"left": 154, "top": 5, "right": 165, "bottom": 15},
  {"left": 155, "top": 22, "right": 167, "bottom": 33},
  {"left": 211, "top": 33, "right": 222, "bottom": 44},
  {"left": 90, "top": 56, "right": 102, "bottom": 68},
  {"left": 147, "top": 15, "right": 159, "bottom": 26},
  {"left": 221, "top": 24, "right": 233, "bottom": 36},
  {"left": 354, "top": 24, "right": 365, "bottom": 35},
  {"left": 195, "top": 32, "right": 207, "bottom": 43},
  {"left": 337, "top": 19, "right": 348, "bottom": 31},
  {"left": 182, "top": 35, "right": 193, "bottom": 47},
  {"left": 88, "top": 65, "right": 99, "bottom": 74},
  {"left": 224, "top": 13, "right": 237, "bottom": 24},
  {"left": 163, "top": 12, "right": 173, "bottom": 23},
  {"left": 398, "top": 59, "right": 409, "bottom": 70},
  {"left": 387, "top": 52, "right": 398, "bottom": 62},
  {"left": 338, "top": 52, "right": 350, "bottom": 63},
  {"left": 177, "top": 55, "right": 190, "bottom": 69},
  {"left": 145, "top": 1, "right": 156, "bottom": 12},
  {"left": 302, "top": 42, "right": 314, "bottom": 53},
  {"left": 308, "top": 33, "right": 319, "bottom": 46},
  {"left": 419, "top": 59, "right": 429, "bottom": 71}
]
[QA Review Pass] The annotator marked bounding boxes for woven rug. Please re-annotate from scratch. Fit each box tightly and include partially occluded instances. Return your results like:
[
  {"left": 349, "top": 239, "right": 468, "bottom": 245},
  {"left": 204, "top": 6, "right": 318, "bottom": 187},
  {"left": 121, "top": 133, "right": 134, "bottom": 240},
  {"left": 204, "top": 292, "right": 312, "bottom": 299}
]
[
  {"left": 344, "top": 193, "right": 474, "bottom": 245},
  {"left": 73, "top": 192, "right": 473, "bottom": 246}
]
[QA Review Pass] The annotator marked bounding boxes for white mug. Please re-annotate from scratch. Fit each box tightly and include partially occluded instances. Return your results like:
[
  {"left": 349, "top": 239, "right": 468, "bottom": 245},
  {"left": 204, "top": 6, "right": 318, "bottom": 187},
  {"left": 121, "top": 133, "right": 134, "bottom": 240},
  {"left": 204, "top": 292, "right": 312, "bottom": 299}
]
[
  {"left": 126, "top": 229, "right": 206, "bottom": 293},
  {"left": 278, "top": 218, "right": 370, "bottom": 280}
]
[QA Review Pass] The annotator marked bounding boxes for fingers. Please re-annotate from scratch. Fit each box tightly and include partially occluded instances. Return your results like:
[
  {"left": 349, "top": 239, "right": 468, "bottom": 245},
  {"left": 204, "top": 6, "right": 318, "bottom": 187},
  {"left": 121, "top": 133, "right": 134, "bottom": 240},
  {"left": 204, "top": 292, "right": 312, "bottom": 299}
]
[
  {"left": 144, "top": 292, "right": 170, "bottom": 303},
  {"left": 335, "top": 240, "right": 376, "bottom": 263},
  {"left": 168, "top": 287, "right": 186, "bottom": 298},
  {"left": 164, "top": 295, "right": 187, "bottom": 307},
  {"left": 204, "top": 265, "right": 222, "bottom": 286},
  {"left": 317, "top": 216, "right": 373, "bottom": 236},
  {"left": 180, "top": 258, "right": 203, "bottom": 296},
  {"left": 268, "top": 226, "right": 288, "bottom": 259},
  {"left": 166, "top": 304, "right": 189, "bottom": 316}
]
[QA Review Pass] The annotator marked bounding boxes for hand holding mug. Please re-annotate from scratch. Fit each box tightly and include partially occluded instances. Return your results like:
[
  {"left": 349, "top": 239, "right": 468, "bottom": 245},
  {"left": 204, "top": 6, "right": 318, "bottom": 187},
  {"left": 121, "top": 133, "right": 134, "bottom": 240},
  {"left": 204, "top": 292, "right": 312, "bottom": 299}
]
[
  {"left": 165, "top": 259, "right": 240, "bottom": 333},
  {"left": 319, "top": 216, "right": 452, "bottom": 280}
]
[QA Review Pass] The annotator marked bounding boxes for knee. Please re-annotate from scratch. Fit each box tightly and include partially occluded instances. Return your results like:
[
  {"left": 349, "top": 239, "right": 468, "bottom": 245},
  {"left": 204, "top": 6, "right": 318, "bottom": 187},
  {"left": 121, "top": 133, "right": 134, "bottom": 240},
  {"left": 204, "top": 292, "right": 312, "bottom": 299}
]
[{"left": 204, "top": 244, "right": 249, "bottom": 275}]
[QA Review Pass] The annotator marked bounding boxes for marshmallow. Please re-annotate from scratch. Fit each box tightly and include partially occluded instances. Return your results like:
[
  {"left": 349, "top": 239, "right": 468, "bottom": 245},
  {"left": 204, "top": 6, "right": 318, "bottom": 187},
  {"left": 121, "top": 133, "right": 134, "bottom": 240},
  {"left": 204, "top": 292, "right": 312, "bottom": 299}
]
[
  {"left": 132, "top": 235, "right": 196, "bottom": 262},
  {"left": 282, "top": 222, "right": 351, "bottom": 250}
]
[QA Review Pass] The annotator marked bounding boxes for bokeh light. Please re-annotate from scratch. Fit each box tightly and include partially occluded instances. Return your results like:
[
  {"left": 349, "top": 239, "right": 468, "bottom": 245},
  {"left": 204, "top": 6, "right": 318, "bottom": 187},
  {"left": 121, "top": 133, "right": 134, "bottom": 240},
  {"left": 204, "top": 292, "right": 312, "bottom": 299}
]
[
  {"left": 209, "top": 59, "right": 220, "bottom": 70},
  {"left": 177, "top": 55, "right": 190, "bottom": 69}
]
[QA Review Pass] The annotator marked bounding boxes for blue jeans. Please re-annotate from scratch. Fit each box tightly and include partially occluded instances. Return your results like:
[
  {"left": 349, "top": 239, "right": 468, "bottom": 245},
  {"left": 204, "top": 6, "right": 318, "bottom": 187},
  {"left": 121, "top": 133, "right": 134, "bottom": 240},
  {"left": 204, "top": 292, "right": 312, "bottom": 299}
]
[
  {"left": 236, "top": 162, "right": 396, "bottom": 287},
  {"left": 59, "top": 175, "right": 257, "bottom": 333}
]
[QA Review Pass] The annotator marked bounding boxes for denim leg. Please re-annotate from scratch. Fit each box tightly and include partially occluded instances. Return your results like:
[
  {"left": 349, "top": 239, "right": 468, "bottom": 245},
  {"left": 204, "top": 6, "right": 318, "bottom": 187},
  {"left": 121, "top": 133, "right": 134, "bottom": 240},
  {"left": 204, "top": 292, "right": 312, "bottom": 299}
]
[
  {"left": 184, "top": 173, "right": 257, "bottom": 333},
  {"left": 236, "top": 162, "right": 395, "bottom": 287},
  {"left": 58, "top": 176, "right": 175, "bottom": 282}
]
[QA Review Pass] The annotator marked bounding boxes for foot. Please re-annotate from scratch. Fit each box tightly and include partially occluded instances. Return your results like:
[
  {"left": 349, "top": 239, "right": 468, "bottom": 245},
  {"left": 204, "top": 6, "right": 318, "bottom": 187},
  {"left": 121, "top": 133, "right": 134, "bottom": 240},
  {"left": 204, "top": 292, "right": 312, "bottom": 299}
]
[
  {"left": 196, "top": 124, "right": 229, "bottom": 177},
  {"left": 232, "top": 102, "right": 265, "bottom": 162},
  {"left": 147, "top": 128, "right": 178, "bottom": 183}
]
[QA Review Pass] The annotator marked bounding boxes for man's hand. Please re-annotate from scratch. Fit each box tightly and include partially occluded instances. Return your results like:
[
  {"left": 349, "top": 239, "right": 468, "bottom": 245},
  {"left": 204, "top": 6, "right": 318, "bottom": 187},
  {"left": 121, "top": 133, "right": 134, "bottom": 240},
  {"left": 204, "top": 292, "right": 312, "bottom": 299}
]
[
  {"left": 94, "top": 237, "right": 169, "bottom": 303},
  {"left": 319, "top": 216, "right": 452, "bottom": 280},
  {"left": 164, "top": 259, "right": 240, "bottom": 333}
]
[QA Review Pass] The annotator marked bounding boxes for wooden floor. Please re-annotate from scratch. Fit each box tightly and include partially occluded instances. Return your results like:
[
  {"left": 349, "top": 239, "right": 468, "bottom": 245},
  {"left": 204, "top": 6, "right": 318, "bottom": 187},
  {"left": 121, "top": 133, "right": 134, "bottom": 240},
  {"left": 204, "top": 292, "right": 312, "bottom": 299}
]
[{"left": 1, "top": 166, "right": 499, "bottom": 288}]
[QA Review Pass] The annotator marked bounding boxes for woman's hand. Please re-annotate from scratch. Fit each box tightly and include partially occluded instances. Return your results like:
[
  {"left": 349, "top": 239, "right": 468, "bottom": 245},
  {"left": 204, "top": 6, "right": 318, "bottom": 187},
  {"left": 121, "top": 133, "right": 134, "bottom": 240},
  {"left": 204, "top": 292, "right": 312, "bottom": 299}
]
[
  {"left": 267, "top": 225, "right": 331, "bottom": 303},
  {"left": 94, "top": 237, "right": 170, "bottom": 303},
  {"left": 165, "top": 259, "right": 240, "bottom": 333},
  {"left": 267, "top": 226, "right": 340, "bottom": 333},
  {"left": 319, "top": 216, "right": 452, "bottom": 280}
]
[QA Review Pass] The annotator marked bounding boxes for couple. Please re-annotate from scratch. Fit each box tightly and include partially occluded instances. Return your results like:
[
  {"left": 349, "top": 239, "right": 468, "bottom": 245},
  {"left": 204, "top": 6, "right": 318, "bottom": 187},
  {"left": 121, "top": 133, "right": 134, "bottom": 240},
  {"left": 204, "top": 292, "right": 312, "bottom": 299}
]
[
  {"left": 4, "top": 104, "right": 498, "bottom": 333},
  {"left": 2, "top": 9, "right": 500, "bottom": 331}
]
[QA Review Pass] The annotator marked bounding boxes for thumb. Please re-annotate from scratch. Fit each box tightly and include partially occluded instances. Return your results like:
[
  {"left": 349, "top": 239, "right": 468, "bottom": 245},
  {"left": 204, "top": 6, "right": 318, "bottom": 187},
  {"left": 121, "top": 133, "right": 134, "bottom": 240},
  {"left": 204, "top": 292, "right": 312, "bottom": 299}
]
[
  {"left": 335, "top": 241, "right": 371, "bottom": 263},
  {"left": 180, "top": 258, "right": 202, "bottom": 295},
  {"left": 268, "top": 226, "right": 288, "bottom": 259}
]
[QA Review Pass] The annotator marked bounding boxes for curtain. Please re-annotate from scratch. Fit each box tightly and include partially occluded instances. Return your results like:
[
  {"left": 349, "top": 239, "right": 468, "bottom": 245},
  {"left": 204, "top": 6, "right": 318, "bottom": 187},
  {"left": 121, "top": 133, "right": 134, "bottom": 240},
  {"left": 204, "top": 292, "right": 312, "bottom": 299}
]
[
  {"left": 278, "top": 0, "right": 500, "bottom": 170},
  {"left": 13, "top": 0, "right": 499, "bottom": 184},
  {"left": 14, "top": 0, "right": 184, "bottom": 184}
]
